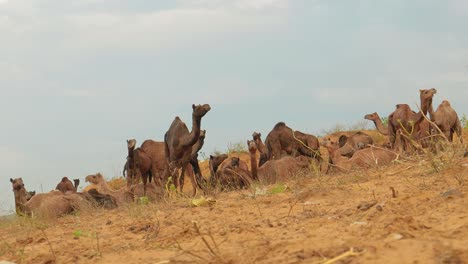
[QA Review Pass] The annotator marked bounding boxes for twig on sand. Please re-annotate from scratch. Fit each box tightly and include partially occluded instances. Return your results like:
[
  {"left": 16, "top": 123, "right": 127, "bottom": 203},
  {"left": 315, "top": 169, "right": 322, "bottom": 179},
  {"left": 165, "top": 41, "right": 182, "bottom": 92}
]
[
  {"left": 385, "top": 166, "right": 413, "bottom": 176},
  {"left": 320, "top": 247, "right": 365, "bottom": 264}
]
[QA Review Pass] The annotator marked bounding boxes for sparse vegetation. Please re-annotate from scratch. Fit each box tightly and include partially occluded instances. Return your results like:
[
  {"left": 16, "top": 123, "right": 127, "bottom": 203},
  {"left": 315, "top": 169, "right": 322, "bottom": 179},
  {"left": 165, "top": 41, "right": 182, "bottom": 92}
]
[{"left": 227, "top": 141, "right": 247, "bottom": 154}]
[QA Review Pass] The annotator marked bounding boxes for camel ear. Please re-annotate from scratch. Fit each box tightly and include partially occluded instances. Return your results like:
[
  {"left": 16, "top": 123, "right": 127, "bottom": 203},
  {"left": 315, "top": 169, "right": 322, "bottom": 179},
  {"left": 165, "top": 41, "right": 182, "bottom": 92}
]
[
  {"left": 192, "top": 104, "right": 196, "bottom": 109},
  {"left": 210, "top": 155, "right": 214, "bottom": 160},
  {"left": 10, "top": 178, "right": 13, "bottom": 183},
  {"left": 338, "top": 135, "right": 348, "bottom": 148}
]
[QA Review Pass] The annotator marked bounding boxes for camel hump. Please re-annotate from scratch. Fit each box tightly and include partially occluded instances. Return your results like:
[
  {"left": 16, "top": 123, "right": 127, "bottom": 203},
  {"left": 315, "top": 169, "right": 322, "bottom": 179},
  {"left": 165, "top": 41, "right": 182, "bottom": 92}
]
[
  {"left": 61, "top": 177, "right": 69, "bottom": 182},
  {"left": 274, "top": 122, "right": 286, "bottom": 129},
  {"left": 441, "top": 100, "right": 451, "bottom": 106}
]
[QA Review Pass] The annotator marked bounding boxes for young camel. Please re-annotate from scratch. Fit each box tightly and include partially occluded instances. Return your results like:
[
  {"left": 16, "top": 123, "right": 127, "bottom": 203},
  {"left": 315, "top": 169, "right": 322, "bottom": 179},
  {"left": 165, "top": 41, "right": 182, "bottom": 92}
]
[
  {"left": 164, "top": 104, "right": 211, "bottom": 197},
  {"left": 248, "top": 140, "right": 312, "bottom": 185},
  {"left": 124, "top": 139, "right": 153, "bottom": 196},
  {"left": 10, "top": 178, "right": 91, "bottom": 218},
  {"left": 321, "top": 137, "right": 399, "bottom": 173}
]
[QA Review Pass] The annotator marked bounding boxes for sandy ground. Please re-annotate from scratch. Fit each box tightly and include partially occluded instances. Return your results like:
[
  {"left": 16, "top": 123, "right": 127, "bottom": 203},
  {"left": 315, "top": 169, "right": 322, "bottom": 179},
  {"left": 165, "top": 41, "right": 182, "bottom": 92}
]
[{"left": 1, "top": 132, "right": 467, "bottom": 264}]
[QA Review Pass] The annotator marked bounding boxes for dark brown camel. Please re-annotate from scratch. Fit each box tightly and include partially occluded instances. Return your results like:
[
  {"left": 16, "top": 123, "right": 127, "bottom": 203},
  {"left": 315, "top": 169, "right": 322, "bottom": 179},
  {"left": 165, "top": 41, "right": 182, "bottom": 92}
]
[
  {"left": 338, "top": 131, "right": 374, "bottom": 157},
  {"left": 164, "top": 104, "right": 211, "bottom": 196},
  {"left": 208, "top": 154, "right": 229, "bottom": 187},
  {"left": 55, "top": 177, "right": 80, "bottom": 193},
  {"left": 124, "top": 139, "right": 153, "bottom": 196},
  {"left": 428, "top": 100, "right": 463, "bottom": 143},
  {"left": 387, "top": 88, "right": 437, "bottom": 150},
  {"left": 262, "top": 122, "right": 321, "bottom": 166},
  {"left": 252, "top": 132, "right": 268, "bottom": 166},
  {"left": 249, "top": 140, "right": 311, "bottom": 184}
]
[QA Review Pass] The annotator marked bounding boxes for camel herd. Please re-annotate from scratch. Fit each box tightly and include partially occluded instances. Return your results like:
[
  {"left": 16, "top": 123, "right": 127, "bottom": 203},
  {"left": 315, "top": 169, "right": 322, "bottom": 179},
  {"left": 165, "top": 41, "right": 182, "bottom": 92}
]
[{"left": 9, "top": 90, "right": 465, "bottom": 218}]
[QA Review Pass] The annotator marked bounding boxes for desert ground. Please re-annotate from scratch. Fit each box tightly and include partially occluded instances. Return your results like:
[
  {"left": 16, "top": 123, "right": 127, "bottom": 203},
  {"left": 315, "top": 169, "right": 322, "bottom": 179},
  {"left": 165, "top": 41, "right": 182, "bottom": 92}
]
[{"left": 1, "top": 130, "right": 467, "bottom": 264}]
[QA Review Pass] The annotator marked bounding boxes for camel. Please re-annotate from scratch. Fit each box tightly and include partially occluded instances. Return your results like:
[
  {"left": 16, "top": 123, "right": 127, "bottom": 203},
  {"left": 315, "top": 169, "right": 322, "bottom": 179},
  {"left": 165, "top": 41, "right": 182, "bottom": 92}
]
[
  {"left": 262, "top": 122, "right": 321, "bottom": 166},
  {"left": 321, "top": 137, "right": 398, "bottom": 173},
  {"left": 10, "top": 178, "right": 92, "bottom": 218},
  {"left": 337, "top": 131, "right": 374, "bottom": 157},
  {"left": 164, "top": 104, "right": 211, "bottom": 196},
  {"left": 364, "top": 112, "right": 389, "bottom": 135},
  {"left": 55, "top": 177, "right": 80, "bottom": 193},
  {"left": 208, "top": 154, "right": 252, "bottom": 190},
  {"left": 252, "top": 132, "right": 268, "bottom": 166},
  {"left": 248, "top": 140, "right": 311, "bottom": 184},
  {"left": 387, "top": 88, "right": 437, "bottom": 150},
  {"left": 124, "top": 139, "right": 154, "bottom": 196},
  {"left": 428, "top": 100, "right": 463, "bottom": 143},
  {"left": 85, "top": 173, "right": 134, "bottom": 204},
  {"left": 140, "top": 139, "right": 199, "bottom": 191},
  {"left": 189, "top": 129, "right": 208, "bottom": 189}
]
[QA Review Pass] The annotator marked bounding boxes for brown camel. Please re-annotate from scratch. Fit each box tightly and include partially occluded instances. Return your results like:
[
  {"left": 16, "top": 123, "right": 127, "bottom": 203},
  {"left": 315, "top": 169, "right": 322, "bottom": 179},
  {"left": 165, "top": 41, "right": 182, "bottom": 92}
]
[
  {"left": 208, "top": 154, "right": 252, "bottom": 190},
  {"left": 85, "top": 173, "right": 134, "bottom": 204},
  {"left": 209, "top": 154, "right": 229, "bottom": 187},
  {"left": 428, "top": 100, "right": 463, "bottom": 143},
  {"left": 10, "top": 178, "right": 92, "bottom": 218},
  {"left": 55, "top": 177, "right": 80, "bottom": 193},
  {"left": 262, "top": 122, "right": 321, "bottom": 166},
  {"left": 364, "top": 112, "right": 389, "bottom": 135},
  {"left": 321, "top": 137, "right": 398, "bottom": 173},
  {"left": 338, "top": 131, "right": 374, "bottom": 157},
  {"left": 124, "top": 139, "right": 154, "bottom": 196},
  {"left": 140, "top": 138, "right": 201, "bottom": 191},
  {"left": 164, "top": 104, "right": 211, "bottom": 196},
  {"left": 248, "top": 140, "right": 311, "bottom": 184},
  {"left": 252, "top": 132, "right": 268, "bottom": 166},
  {"left": 387, "top": 88, "right": 437, "bottom": 150}
]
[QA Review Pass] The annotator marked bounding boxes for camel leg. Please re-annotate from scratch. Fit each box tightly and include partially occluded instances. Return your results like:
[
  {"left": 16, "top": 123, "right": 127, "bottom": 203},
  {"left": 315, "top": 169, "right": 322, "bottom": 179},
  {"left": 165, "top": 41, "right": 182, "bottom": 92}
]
[
  {"left": 190, "top": 157, "right": 206, "bottom": 191},
  {"left": 183, "top": 164, "right": 197, "bottom": 197}
]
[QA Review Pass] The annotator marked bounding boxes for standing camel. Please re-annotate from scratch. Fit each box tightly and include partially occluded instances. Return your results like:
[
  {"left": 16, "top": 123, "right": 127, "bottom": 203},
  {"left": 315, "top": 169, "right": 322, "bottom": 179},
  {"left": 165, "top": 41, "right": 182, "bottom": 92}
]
[
  {"left": 428, "top": 100, "right": 463, "bottom": 143},
  {"left": 164, "top": 104, "right": 211, "bottom": 196}
]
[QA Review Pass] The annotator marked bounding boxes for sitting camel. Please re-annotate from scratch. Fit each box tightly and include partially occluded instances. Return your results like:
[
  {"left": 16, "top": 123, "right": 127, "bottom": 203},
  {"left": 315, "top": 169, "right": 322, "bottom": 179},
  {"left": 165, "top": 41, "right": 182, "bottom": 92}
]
[
  {"left": 321, "top": 137, "right": 398, "bottom": 173},
  {"left": 55, "top": 177, "right": 80, "bottom": 193},
  {"left": 428, "top": 100, "right": 463, "bottom": 143},
  {"left": 208, "top": 154, "right": 252, "bottom": 190},
  {"left": 337, "top": 131, "right": 374, "bottom": 157},
  {"left": 10, "top": 178, "right": 92, "bottom": 218},
  {"left": 164, "top": 104, "right": 211, "bottom": 196},
  {"left": 262, "top": 122, "right": 321, "bottom": 166},
  {"left": 248, "top": 140, "right": 312, "bottom": 184},
  {"left": 85, "top": 173, "right": 134, "bottom": 205},
  {"left": 252, "top": 132, "right": 269, "bottom": 166}
]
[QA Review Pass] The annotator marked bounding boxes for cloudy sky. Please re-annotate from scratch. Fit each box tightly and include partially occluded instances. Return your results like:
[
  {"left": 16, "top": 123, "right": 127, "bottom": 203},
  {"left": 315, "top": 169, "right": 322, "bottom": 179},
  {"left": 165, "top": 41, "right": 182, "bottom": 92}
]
[{"left": 1, "top": 0, "right": 467, "bottom": 213}]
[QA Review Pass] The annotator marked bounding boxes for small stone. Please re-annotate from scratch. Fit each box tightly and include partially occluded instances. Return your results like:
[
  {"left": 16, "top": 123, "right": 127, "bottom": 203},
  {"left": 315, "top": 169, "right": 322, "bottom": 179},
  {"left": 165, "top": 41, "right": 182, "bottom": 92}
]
[
  {"left": 350, "top": 221, "right": 368, "bottom": 226},
  {"left": 392, "top": 233, "right": 403, "bottom": 240},
  {"left": 441, "top": 189, "right": 463, "bottom": 199},
  {"left": 106, "top": 220, "right": 112, "bottom": 225},
  {"left": 376, "top": 205, "right": 383, "bottom": 211},
  {"left": 357, "top": 201, "right": 377, "bottom": 211}
]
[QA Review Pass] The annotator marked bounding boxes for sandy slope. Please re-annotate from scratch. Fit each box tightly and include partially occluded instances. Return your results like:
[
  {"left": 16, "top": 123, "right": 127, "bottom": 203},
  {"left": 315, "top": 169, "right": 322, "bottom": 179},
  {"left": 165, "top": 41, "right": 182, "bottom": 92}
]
[{"left": 1, "top": 131, "right": 467, "bottom": 264}]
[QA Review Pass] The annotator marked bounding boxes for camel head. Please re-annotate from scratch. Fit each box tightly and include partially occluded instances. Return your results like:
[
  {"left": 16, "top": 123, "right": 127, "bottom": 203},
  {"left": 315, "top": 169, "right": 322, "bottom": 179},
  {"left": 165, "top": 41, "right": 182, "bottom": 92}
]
[
  {"left": 252, "top": 132, "right": 261, "bottom": 141},
  {"left": 209, "top": 154, "right": 228, "bottom": 172},
  {"left": 419, "top": 88, "right": 437, "bottom": 99},
  {"left": 364, "top": 112, "right": 379, "bottom": 121},
  {"left": 127, "top": 139, "right": 137, "bottom": 149},
  {"left": 247, "top": 140, "right": 257, "bottom": 154},
  {"left": 85, "top": 173, "right": 104, "bottom": 185},
  {"left": 192, "top": 104, "right": 211, "bottom": 118},
  {"left": 230, "top": 157, "right": 240, "bottom": 168},
  {"left": 320, "top": 137, "right": 340, "bottom": 152},
  {"left": 10, "top": 178, "right": 25, "bottom": 191}
]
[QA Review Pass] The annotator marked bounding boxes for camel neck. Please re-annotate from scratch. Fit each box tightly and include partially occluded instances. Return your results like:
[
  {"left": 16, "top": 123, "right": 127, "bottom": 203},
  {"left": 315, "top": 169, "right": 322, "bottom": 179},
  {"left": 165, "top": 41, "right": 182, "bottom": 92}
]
[
  {"left": 250, "top": 151, "right": 258, "bottom": 180},
  {"left": 182, "top": 114, "right": 201, "bottom": 147},
  {"left": 372, "top": 118, "right": 389, "bottom": 135},
  {"left": 128, "top": 147, "right": 135, "bottom": 158},
  {"left": 13, "top": 187, "right": 28, "bottom": 214},
  {"left": 255, "top": 139, "right": 267, "bottom": 154}
]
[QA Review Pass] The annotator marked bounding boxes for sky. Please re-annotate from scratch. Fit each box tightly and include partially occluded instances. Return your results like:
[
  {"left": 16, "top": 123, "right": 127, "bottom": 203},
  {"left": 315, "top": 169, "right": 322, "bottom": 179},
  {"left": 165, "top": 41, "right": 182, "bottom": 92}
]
[{"left": 1, "top": 0, "right": 467, "bottom": 214}]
